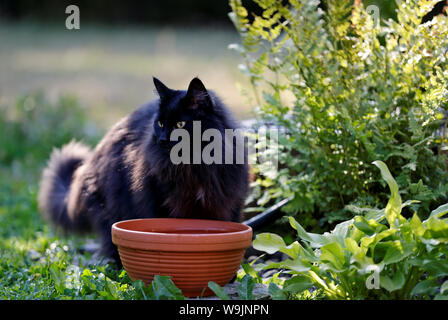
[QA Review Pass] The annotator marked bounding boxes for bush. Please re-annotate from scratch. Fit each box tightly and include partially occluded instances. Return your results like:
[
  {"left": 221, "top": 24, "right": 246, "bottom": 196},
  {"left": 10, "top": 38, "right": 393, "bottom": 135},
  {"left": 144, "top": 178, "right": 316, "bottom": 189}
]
[
  {"left": 0, "top": 92, "right": 101, "bottom": 175},
  {"left": 230, "top": 0, "right": 448, "bottom": 230},
  {"left": 253, "top": 161, "right": 448, "bottom": 300}
]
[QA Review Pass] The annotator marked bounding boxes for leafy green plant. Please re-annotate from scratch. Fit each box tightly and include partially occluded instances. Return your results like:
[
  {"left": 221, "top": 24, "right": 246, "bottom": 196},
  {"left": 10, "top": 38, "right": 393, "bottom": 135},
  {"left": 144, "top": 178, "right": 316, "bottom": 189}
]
[
  {"left": 208, "top": 275, "right": 256, "bottom": 300},
  {"left": 230, "top": 0, "right": 448, "bottom": 229},
  {"left": 0, "top": 91, "right": 101, "bottom": 169},
  {"left": 208, "top": 281, "right": 232, "bottom": 300},
  {"left": 252, "top": 161, "right": 448, "bottom": 299},
  {"left": 133, "top": 275, "right": 185, "bottom": 300}
]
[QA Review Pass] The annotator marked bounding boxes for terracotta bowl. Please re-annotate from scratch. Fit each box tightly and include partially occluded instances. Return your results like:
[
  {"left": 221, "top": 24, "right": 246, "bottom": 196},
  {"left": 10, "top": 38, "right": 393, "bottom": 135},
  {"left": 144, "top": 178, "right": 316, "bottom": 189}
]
[{"left": 111, "top": 218, "right": 253, "bottom": 297}]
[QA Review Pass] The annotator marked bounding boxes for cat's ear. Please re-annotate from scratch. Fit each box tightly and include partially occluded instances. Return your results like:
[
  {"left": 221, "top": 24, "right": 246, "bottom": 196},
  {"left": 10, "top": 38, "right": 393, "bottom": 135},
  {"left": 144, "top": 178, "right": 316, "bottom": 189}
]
[
  {"left": 185, "top": 77, "right": 212, "bottom": 110},
  {"left": 153, "top": 77, "right": 171, "bottom": 100}
]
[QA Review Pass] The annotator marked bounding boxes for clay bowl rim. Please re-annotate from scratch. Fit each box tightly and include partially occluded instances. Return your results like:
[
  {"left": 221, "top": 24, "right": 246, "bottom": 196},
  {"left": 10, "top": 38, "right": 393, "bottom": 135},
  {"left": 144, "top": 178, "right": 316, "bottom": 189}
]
[{"left": 112, "top": 218, "right": 253, "bottom": 251}]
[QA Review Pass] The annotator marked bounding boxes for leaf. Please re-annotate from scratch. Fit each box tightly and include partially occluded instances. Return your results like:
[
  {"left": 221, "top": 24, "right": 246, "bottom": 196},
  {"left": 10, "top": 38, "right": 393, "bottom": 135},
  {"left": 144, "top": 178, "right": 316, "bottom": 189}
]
[
  {"left": 320, "top": 242, "right": 346, "bottom": 271},
  {"left": 283, "top": 275, "right": 313, "bottom": 294},
  {"left": 253, "top": 233, "right": 286, "bottom": 254},
  {"left": 282, "top": 258, "right": 312, "bottom": 273},
  {"left": 238, "top": 274, "right": 255, "bottom": 300},
  {"left": 365, "top": 208, "right": 386, "bottom": 222},
  {"left": 132, "top": 280, "right": 153, "bottom": 300},
  {"left": 279, "top": 241, "right": 302, "bottom": 259},
  {"left": 345, "top": 237, "right": 361, "bottom": 255},
  {"left": 151, "top": 275, "right": 184, "bottom": 300},
  {"left": 441, "top": 280, "right": 448, "bottom": 294},
  {"left": 402, "top": 200, "right": 421, "bottom": 208},
  {"left": 429, "top": 203, "right": 448, "bottom": 219},
  {"left": 332, "top": 219, "right": 354, "bottom": 240},
  {"left": 409, "top": 213, "right": 425, "bottom": 237},
  {"left": 259, "top": 261, "right": 283, "bottom": 271},
  {"left": 411, "top": 279, "right": 439, "bottom": 297},
  {"left": 49, "top": 264, "right": 66, "bottom": 294},
  {"left": 208, "top": 281, "right": 230, "bottom": 300},
  {"left": 268, "top": 282, "right": 287, "bottom": 300},
  {"left": 288, "top": 216, "right": 329, "bottom": 247},
  {"left": 353, "top": 216, "right": 376, "bottom": 235},
  {"left": 372, "top": 161, "right": 403, "bottom": 228},
  {"left": 381, "top": 240, "right": 413, "bottom": 265},
  {"left": 241, "top": 263, "right": 261, "bottom": 283},
  {"left": 380, "top": 272, "right": 406, "bottom": 292},
  {"left": 424, "top": 217, "right": 448, "bottom": 239},
  {"left": 420, "top": 259, "right": 448, "bottom": 277}
]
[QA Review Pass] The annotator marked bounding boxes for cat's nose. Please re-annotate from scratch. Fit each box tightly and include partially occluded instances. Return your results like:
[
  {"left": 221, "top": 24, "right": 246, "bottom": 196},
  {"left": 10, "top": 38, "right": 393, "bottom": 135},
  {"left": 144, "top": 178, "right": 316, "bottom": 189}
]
[{"left": 158, "top": 138, "right": 169, "bottom": 148}]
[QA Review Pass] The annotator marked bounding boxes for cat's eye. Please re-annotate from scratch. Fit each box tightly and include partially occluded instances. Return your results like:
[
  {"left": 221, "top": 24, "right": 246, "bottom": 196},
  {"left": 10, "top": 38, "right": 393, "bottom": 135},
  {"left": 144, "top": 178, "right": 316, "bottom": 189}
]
[
  {"left": 157, "top": 121, "right": 164, "bottom": 128},
  {"left": 176, "top": 121, "right": 186, "bottom": 129}
]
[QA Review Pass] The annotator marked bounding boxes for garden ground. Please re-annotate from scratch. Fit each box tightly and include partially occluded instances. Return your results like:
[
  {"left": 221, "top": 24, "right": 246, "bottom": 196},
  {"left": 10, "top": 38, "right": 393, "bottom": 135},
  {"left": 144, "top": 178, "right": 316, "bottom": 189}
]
[{"left": 0, "top": 22, "right": 255, "bottom": 299}]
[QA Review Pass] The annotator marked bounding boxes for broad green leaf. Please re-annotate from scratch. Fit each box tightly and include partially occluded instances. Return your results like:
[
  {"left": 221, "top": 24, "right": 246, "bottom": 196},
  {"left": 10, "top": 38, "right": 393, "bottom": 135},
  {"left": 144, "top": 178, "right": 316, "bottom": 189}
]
[
  {"left": 365, "top": 208, "right": 386, "bottom": 222},
  {"left": 424, "top": 217, "right": 448, "bottom": 239},
  {"left": 354, "top": 216, "right": 376, "bottom": 235},
  {"left": 279, "top": 241, "right": 302, "bottom": 259},
  {"left": 238, "top": 274, "right": 255, "bottom": 300},
  {"left": 332, "top": 219, "right": 354, "bottom": 241},
  {"left": 132, "top": 280, "right": 153, "bottom": 300},
  {"left": 346, "top": 238, "right": 376, "bottom": 269},
  {"left": 268, "top": 282, "right": 287, "bottom": 300},
  {"left": 409, "top": 213, "right": 425, "bottom": 237},
  {"left": 360, "top": 229, "right": 397, "bottom": 252},
  {"left": 353, "top": 216, "right": 386, "bottom": 235},
  {"left": 259, "top": 261, "right": 283, "bottom": 271},
  {"left": 151, "top": 275, "right": 184, "bottom": 300},
  {"left": 411, "top": 279, "right": 439, "bottom": 296},
  {"left": 208, "top": 281, "right": 230, "bottom": 300},
  {"left": 320, "top": 242, "right": 346, "bottom": 271},
  {"left": 289, "top": 216, "right": 329, "bottom": 247},
  {"left": 380, "top": 272, "right": 405, "bottom": 292},
  {"left": 381, "top": 240, "right": 413, "bottom": 265},
  {"left": 282, "top": 258, "right": 312, "bottom": 273},
  {"left": 283, "top": 275, "right": 313, "bottom": 294},
  {"left": 429, "top": 203, "right": 448, "bottom": 219},
  {"left": 372, "top": 161, "right": 403, "bottom": 228},
  {"left": 441, "top": 280, "right": 448, "bottom": 294},
  {"left": 253, "top": 233, "right": 286, "bottom": 254},
  {"left": 345, "top": 238, "right": 361, "bottom": 255},
  {"left": 420, "top": 259, "right": 448, "bottom": 277},
  {"left": 241, "top": 263, "right": 261, "bottom": 283}
]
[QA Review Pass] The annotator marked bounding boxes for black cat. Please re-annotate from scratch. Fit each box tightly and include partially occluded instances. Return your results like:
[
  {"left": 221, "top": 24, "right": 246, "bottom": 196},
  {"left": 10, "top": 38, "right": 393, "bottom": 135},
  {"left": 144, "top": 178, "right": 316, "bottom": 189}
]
[{"left": 38, "top": 77, "right": 250, "bottom": 262}]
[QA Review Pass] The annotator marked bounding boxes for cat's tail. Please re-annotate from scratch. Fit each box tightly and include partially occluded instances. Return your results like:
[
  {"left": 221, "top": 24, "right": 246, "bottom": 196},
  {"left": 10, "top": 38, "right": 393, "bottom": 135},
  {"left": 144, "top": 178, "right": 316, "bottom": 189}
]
[{"left": 38, "top": 140, "right": 93, "bottom": 233}]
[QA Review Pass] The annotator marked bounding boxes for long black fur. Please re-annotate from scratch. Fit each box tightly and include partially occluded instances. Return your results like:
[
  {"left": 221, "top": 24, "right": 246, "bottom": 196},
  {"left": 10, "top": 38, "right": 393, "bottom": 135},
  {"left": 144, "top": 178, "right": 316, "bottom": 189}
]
[{"left": 38, "top": 77, "right": 250, "bottom": 262}]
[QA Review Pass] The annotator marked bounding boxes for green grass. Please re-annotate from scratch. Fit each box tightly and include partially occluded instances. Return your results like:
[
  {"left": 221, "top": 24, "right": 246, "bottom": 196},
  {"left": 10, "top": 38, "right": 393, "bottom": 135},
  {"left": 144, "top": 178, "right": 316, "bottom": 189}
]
[
  {"left": 0, "top": 173, "right": 115, "bottom": 299},
  {"left": 0, "top": 93, "right": 168, "bottom": 300},
  {"left": 0, "top": 156, "right": 193, "bottom": 299}
]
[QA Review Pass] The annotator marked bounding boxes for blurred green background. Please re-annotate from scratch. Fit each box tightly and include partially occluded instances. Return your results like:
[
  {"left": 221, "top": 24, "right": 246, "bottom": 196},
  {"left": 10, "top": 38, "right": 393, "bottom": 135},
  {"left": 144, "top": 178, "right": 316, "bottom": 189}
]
[
  {"left": 0, "top": 23, "right": 252, "bottom": 127},
  {"left": 0, "top": 0, "right": 260, "bottom": 130}
]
